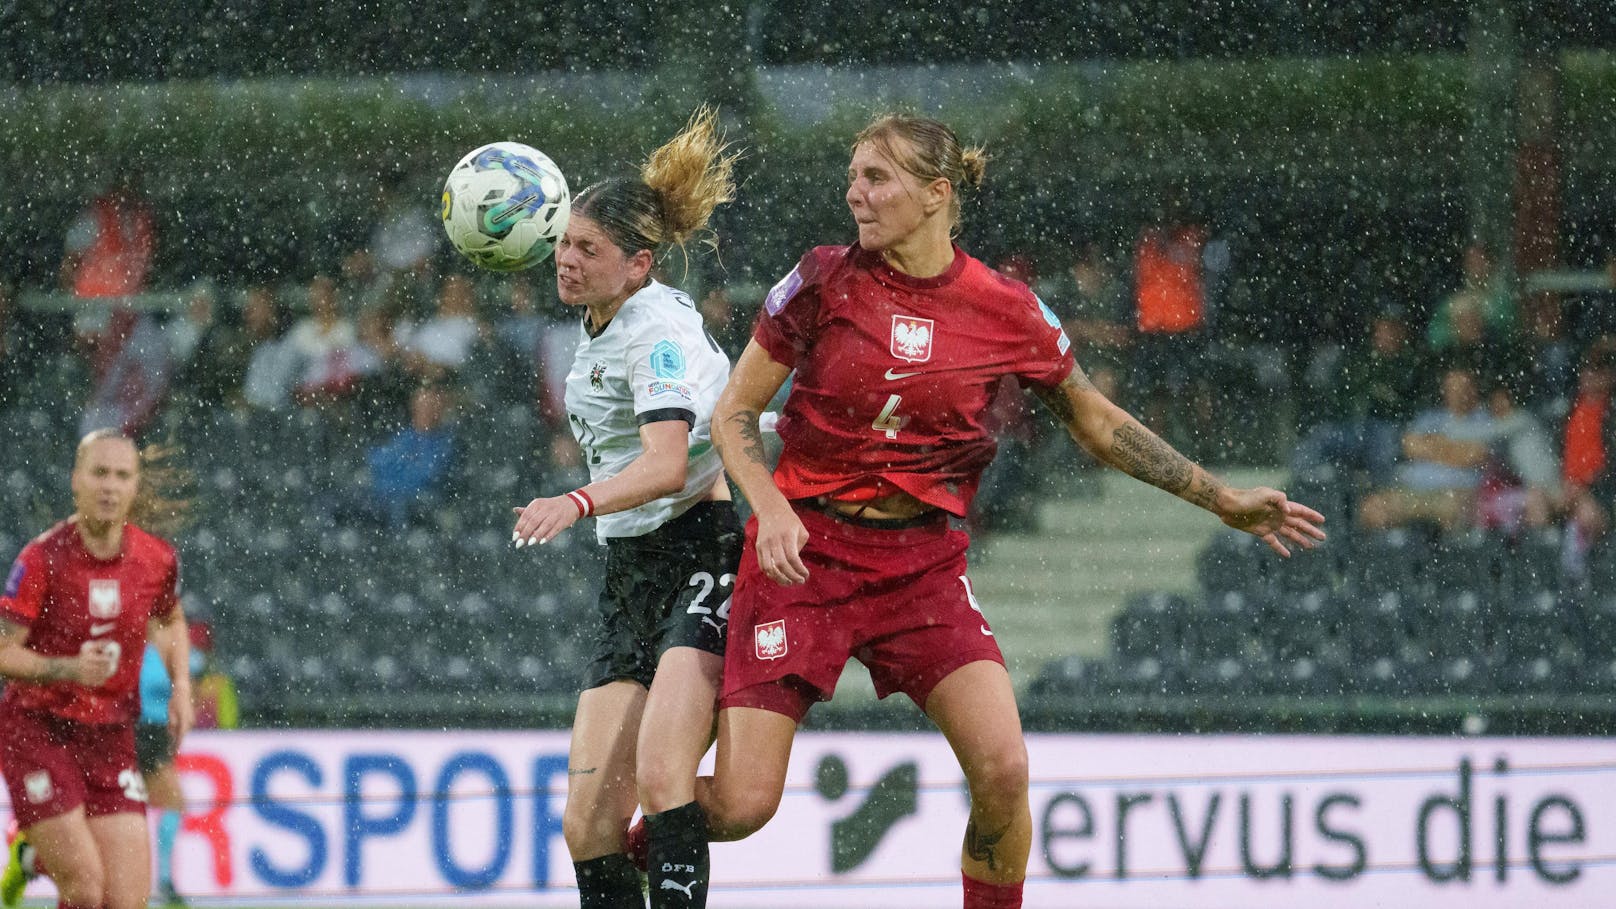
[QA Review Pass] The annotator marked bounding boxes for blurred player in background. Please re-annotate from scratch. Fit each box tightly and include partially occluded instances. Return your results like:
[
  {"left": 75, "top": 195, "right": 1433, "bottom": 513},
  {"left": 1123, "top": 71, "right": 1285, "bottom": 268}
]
[
  {"left": 690, "top": 113, "right": 1326, "bottom": 909},
  {"left": 509, "top": 107, "right": 740, "bottom": 909},
  {"left": 137, "top": 637, "right": 205, "bottom": 906},
  {"left": 0, "top": 430, "right": 192, "bottom": 909}
]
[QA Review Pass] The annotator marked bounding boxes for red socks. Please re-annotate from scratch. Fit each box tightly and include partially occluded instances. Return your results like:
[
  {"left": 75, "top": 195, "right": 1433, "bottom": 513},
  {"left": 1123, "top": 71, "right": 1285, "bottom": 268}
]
[{"left": 963, "top": 872, "right": 1023, "bottom": 909}]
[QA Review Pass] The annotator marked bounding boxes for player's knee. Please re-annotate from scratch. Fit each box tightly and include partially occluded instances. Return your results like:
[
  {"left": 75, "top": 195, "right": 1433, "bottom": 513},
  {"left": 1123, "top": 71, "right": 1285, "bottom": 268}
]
[
  {"left": 636, "top": 761, "right": 689, "bottom": 815},
  {"left": 561, "top": 800, "right": 622, "bottom": 855},
  {"left": 965, "top": 742, "right": 1030, "bottom": 809},
  {"left": 52, "top": 862, "right": 106, "bottom": 907},
  {"left": 705, "top": 782, "right": 780, "bottom": 841}
]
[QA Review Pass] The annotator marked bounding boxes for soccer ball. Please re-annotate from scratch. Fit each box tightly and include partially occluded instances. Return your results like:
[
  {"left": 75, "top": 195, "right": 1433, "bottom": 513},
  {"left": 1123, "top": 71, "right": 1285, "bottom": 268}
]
[{"left": 441, "top": 142, "right": 571, "bottom": 272}]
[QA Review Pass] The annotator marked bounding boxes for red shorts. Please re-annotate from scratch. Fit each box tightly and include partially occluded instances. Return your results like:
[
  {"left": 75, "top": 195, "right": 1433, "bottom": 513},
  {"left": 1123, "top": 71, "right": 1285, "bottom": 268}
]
[
  {"left": 0, "top": 704, "right": 146, "bottom": 828},
  {"left": 719, "top": 503, "right": 1005, "bottom": 721}
]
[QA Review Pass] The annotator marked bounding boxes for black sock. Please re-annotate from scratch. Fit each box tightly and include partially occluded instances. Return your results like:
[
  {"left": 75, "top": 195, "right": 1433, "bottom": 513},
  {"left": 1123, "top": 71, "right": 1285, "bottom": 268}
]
[
  {"left": 646, "top": 801, "right": 710, "bottom": 909},
  {"left": 574, "top": 854, "right": 645, "bottom": 909}
]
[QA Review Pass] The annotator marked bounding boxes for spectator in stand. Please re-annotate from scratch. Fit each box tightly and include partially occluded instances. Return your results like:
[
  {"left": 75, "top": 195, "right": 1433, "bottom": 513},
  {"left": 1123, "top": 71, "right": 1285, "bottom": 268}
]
[
  {"left": 1476, "top": 379, "right": 1562, "bottom": 535},
  {"left": 1131, "top": 205, "right": 1213, "bottom": 453},
  {"left": 402, "top": 274, "right": 486, "bottom": 380},
  {"left": 1359, "top": 365, "right": 1496, "bottom": 534},
  {"left": 1433, "top": 294, "right": 1525, "bottom": 391},
  {"left": 286, "top": 274, "right": 359, "bottom": 407},
  {"left": 167, "top": 283, "right": 252, "bottom": 425},
  {"left": 337, "top": 383, "right": 459, "bottom": 527},
  {"left": 344, "top": 172, "right": 441, "bottom": 313},
  {"left": 78, "top": 311, "right": 172, "bottom": 439},
  {"left": 1519, "top": 296, "right": 1578, "bottom": 421},
  {"left": 1427, "top": 241, "right": 1515, "bottom": 351},
  {"left": 241, "top": 285, "right": 299, "bottom": 412},
  {"left": 1294, "top": 306, "right": 1428, "bottom": 486},
  {"left": 1041, "top": 241, "right": 1132, "bottom": 404},
  {"left": 60, "top": 171, "right": 158, "bottom": 364},
  {"left": 1560, "top": 348, "right": 1616, "bottom": 565},
  {"left": 349, "top": 304, "right": 414, "bottom": 437}
]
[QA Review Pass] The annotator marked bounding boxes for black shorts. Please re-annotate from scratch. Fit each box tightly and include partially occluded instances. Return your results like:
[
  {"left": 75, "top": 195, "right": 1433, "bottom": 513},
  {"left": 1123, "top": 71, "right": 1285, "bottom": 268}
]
[
  {"left": 584, "top": 500, "right": 743, "bottom": 690},
  {"left": 134, "top": 722, "right": 176, "bottom": 774}
]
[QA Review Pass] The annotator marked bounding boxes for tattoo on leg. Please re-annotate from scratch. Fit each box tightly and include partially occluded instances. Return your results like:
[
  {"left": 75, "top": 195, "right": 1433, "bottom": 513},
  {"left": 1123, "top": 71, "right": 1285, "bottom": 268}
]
[
  {"left": 1111, "top": 422, "right": 1193, "bottom": 494},
  {"left": 725, "top": 410, "right": 768, "bottom": 468},
  {"left": 965, "top": 818, "right": 1008, "bottom": 871}
]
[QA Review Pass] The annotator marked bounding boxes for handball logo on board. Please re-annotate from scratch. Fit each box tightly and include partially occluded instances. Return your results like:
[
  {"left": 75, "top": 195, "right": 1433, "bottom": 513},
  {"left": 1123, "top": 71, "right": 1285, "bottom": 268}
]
[
  {"left": 24, "top": 770, "right": 52, "bottom": 804},
  {"left": 890, "top": 316, "right": 934, "bottom": 363},
  {"left": 88, "top": 579, "right": 121, "bottom": 618},
  {"left": 754, "top": 620, "right": 788, "bottom": 660}
]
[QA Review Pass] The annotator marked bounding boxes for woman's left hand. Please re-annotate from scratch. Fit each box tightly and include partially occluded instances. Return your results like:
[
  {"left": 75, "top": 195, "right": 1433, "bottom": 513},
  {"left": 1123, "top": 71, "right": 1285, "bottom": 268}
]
[
  {"left": 1217, "top": 486, "right": 1326, "bottom": 557},
  {"left": 511, "top": 497, "right": 581, "bottom": 547}
]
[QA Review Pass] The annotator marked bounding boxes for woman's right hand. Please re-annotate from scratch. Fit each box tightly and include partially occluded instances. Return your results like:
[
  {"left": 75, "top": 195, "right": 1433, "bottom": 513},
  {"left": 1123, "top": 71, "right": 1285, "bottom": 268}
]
[
  {"left": 73, "top": 640, "right": 120, "bottom": 686},
  {"left": 754, "top": 504, "right": 810, "bottom": 585}
]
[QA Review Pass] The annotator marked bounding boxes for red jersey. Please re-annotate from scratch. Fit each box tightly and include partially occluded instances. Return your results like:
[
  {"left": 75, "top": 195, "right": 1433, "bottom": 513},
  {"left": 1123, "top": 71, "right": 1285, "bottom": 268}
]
[
  {"left": 755, "top": 244, "right": 1074, "bottom": 516},
  {"left": 0, "top": 520, "right": 179, "bottom": 724}
]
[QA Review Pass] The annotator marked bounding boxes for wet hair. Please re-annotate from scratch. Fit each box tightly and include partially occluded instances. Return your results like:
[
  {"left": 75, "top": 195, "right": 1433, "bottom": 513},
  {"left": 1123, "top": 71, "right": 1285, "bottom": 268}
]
[
  {"left": 853, "top": 113, "right": 989, "bottom": 232},
  {"left": 571, "top": 106, "right": 739, "bottom": 267},
  {"left": 76, "top": 429, "right": 193, "bottom": 535}
]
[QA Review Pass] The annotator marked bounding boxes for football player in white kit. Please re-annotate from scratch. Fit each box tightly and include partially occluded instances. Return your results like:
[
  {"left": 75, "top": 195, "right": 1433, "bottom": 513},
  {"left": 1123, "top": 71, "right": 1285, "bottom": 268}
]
[{"left": 510, "top": 107, "right": 740, "bottom": 909}]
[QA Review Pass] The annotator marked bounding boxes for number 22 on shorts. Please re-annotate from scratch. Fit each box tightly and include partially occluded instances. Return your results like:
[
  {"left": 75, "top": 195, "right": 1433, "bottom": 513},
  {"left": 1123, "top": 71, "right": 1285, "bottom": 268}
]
[{"left": 687, "top": 571, "right": 734, "bottom": 632}]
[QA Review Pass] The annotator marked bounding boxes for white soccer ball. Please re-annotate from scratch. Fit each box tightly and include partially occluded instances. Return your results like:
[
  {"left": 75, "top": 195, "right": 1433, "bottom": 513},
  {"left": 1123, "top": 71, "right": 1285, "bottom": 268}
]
[{"left": 441, "top": 142, "right": 571, "bottom": 272}]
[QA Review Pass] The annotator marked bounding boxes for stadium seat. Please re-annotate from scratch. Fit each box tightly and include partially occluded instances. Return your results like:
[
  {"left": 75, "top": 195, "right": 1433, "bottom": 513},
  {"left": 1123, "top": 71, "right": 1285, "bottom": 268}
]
[
  {"left": 1196, "top": 530, "right": 1275, "bottom": 596},
  {"left": 1182, "top": 590, "right": 1265, "bottom": 662},
  {"left": 1492, "top": 589, "right": 1577, "bottom": 665},
  {"left": 1261, "top": 590, "right": 1349, "bottom": 664},
  {"left": 1343, "top": 590, "right": 1422, "bottom": 665},
  {"left": 1028, "top": 654, "right": 1113, "bottom": 700},
  {"left": 1348, "top": 529, "right": 1427, "bottom": 596},
  {"left": 1109, "top": 591, "right": 1191, "bottom": 663},
  {"left": 1411, "top": 588, "right": 1490, "bottom": 660}
]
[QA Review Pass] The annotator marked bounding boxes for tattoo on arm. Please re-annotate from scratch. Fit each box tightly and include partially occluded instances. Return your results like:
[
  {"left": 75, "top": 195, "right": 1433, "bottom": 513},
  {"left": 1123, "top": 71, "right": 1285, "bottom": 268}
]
[
  {"left": 725, "top": 410, "right": 768, "bottom": 468},
  {"left": 965, "top": 818, "right": 1008, "bottom": 871},
  {"left": 1110, "top": 422, "right": 1194, "bottom": 494},
  {"left": 567, "top": 767, "right": 597, "bottom": 777},
  {"left": 1184, "top": 471, "right": 1226, "bottom": 512},
  {"left": 40, "top": 657, "right": 73, "bottom": 682}
]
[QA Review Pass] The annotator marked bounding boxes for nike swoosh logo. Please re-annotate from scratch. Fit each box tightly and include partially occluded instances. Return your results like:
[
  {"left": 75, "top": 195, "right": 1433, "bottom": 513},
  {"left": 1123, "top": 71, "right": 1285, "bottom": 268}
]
[
  {"left": 884, "top": 368, "right": 921, "bottom": 380},
  {"left": 90, "top": 622, "right": 118, "bottom": 636},
  {"left": 980, "top": 626, "right": 995, "bottom": 637}
]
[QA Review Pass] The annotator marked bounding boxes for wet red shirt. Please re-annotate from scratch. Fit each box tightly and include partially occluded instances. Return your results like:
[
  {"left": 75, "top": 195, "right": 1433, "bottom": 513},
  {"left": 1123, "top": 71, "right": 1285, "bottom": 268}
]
[
  {"left": 755, "top": 244, "right": 1074, "bottom": 516},
  {"left": 1, "top": 521, "right": 179, "bottom": 724}
]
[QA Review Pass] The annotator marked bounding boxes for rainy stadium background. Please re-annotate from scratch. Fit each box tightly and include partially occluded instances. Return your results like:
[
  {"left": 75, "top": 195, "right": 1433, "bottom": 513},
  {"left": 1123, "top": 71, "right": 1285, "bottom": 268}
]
[{"left": 3, "top": 2, "right": 1616, "bottom": 906}]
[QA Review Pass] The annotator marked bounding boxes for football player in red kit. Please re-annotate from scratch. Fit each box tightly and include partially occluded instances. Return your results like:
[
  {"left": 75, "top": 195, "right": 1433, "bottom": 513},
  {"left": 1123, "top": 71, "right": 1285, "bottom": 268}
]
[
  {"left": 682, "top": 114, "right": 1327, "bottom": 908},
  {"left": 0, "top": 430, "right": 192, "bottom": 909}
]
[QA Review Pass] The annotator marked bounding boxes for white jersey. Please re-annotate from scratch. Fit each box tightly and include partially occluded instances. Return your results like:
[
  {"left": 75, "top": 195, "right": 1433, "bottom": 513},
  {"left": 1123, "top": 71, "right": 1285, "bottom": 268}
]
[{"left": 563, "top": 280, "right": 729, "bottom": 540}]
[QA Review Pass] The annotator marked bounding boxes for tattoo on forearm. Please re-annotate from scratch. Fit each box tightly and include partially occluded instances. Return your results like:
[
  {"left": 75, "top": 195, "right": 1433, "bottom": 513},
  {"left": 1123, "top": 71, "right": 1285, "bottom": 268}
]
[
  {"left": 568, "top": 767, "right": 597, "bottom": 777},
  {"left": 965, "top": 818, "right": 1008, "bottom": 871},
  {"left": 726, "top": 410, "right": 768, "bottom": 468},
  {"left": 1111, "top": 422, "right": 1193, "bottom": 494},
  {"left": 1185, "top": 472, "right": 1226, "bottom": 511}
]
